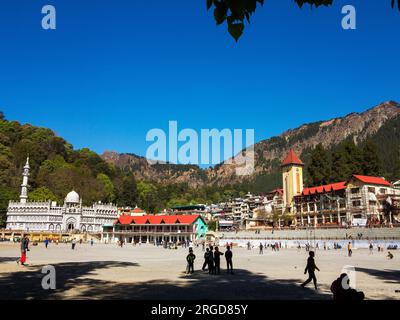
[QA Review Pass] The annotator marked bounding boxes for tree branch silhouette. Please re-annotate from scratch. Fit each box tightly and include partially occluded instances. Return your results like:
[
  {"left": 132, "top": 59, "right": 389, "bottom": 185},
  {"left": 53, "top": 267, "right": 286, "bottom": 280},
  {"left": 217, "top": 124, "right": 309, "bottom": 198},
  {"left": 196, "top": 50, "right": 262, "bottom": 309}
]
[{"left": 207, "top": 0, "right": 400, "bottom": 41}]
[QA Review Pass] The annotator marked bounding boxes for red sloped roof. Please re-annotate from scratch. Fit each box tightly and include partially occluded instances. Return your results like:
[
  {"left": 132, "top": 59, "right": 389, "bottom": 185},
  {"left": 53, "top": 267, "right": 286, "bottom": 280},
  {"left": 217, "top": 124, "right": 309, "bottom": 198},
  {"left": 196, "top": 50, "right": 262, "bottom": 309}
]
[
  {"left": 281, "top": 149, "right": 304, "bottom": 166},
  {"left": 115, "top": 214, "right": 201, "bottom": 225},
  {"left": 115, "top": 215, "right": 134, "bottom": 225},
  {"left": 301, "top": 181, "right": 347, "bottom": 196},
  {"left": 272, "top": 188, "right": 284, "bottom": 195},
  {"left": 177, "top": 215, "right": 200, "bottom": 224},
  {"left": 352, "top": 175, "right": 391, "bottom": 186}
]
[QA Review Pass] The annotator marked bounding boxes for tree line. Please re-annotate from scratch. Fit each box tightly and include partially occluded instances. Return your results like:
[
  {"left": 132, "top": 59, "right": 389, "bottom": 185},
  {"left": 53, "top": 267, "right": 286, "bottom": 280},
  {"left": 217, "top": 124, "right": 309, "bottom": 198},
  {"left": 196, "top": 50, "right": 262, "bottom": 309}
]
[
  {"left": 306, "top": 139, "right": 400, "bottom": 186},
  {"left": 0, "top": 113, "right": 246, "bottom": 227}
]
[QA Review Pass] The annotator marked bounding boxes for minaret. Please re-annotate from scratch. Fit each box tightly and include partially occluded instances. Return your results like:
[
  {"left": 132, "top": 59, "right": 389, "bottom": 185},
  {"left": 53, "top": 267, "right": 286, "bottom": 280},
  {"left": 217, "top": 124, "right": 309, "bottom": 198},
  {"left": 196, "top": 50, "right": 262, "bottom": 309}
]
[{"left": 20, "top": 156, "right": 30, "bottom": 203}]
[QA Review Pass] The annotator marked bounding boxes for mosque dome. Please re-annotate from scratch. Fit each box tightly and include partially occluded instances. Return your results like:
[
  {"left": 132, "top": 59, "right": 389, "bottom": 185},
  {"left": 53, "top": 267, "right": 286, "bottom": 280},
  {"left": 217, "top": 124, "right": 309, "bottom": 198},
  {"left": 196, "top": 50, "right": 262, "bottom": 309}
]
[{"left": 65, "top": 190, "right": 80, "bottom": 204}]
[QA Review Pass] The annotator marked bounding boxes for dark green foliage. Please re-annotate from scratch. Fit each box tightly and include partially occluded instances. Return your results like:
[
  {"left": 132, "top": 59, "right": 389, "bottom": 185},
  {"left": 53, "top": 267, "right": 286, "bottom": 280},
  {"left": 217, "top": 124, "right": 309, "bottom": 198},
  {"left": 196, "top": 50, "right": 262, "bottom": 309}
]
[
  {"left": 361, "top": 140, "right": 382, "bottom": 177},
  {"left": 208, "top": 219, "right": 217, "bottom": 231},
  {"left": 330, "top": 139, "right": 363, "bottom": 181},
  {"left": 116, "top": 175, "right": 138, "bottom": 207},
  {"left": 307, "top": 143, "right": 331, "bottom": 186},
  {"left": 1, "top": 109, "right": 399, "bottom": 216},
  {"left": 369, "top": 114, "right": 400, "bottom": 180},
  {"left": 207, "top": 0, "right": 400, "bottom": 40},
  {"left": 0, "top": 186, "right": 17, "bottom": 228},
  {"left": 207, "top": 0, "right": 265, "bottom": 41}
]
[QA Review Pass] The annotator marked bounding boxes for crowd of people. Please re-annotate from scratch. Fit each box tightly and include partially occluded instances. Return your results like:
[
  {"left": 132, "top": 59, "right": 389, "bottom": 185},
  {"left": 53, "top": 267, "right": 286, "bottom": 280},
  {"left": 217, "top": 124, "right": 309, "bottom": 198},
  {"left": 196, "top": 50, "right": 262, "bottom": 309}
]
[{"left": 12, "top": 234, "right": 395, "bottom": 301}]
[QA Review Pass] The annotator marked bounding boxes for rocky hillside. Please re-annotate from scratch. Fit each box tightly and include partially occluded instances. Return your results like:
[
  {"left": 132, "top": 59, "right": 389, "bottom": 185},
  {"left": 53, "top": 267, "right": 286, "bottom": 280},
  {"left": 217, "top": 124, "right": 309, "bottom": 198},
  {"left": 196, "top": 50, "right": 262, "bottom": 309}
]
[{"left": 102, "top": 101, "right": 400, "bottom": 188}]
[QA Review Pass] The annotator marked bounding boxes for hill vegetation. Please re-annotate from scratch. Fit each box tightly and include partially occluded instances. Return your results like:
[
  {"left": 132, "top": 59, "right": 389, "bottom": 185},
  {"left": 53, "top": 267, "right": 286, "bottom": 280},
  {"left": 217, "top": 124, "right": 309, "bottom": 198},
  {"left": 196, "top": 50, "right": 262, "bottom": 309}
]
[{"left": 1, "top": 102, "right": 400, "bottom": 227}]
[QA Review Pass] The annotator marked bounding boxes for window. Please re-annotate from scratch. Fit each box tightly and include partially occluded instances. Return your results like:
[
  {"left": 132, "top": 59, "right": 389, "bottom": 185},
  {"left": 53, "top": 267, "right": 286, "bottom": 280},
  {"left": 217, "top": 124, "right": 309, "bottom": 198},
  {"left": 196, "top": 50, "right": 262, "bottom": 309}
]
[
  {"left": 379, "top": 188, "right": 386, "bottom": 194},
  {"left": 351, "top": 188, "right": 360, "bottom": 194},
  {"left": 296, "top": 173, "right": 301, "bottom": 193},
  {"left": 368, "top": 187, "right": 375, "bottom": 193},
  {"left": 352, "top": 200, "right": 361, "bottom": 207}
]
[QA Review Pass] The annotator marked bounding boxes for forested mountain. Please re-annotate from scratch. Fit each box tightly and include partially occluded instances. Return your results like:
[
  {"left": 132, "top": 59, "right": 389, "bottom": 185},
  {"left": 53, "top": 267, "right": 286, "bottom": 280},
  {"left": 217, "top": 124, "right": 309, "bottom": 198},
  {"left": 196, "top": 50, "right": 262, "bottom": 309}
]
[
  {"left": 1, "top": 101, "right": 399, "bottom": 227},
  {"left": 104, "top": 101, "right": 400, "bottom": 191}
]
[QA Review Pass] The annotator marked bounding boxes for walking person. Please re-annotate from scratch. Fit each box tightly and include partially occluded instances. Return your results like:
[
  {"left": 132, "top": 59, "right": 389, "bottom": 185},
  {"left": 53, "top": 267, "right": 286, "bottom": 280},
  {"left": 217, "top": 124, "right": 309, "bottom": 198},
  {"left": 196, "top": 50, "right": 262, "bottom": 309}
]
[
  {"left": 369, "top": 242, "right": 373, "bottom": 254},
  {"left": 301, "top": 251, "right": 320, "bottom": 290},
  {"left": 225, "top": 245, "right": 233, "bottom": 274},
  {"left": 90, "top": 239, "right": 94, "bottom": 246},
  {"left": 259, "top": 242, "right": 264, "bottom": 254},
  {"left": 44, "top": 238, "right": 49, "bottom": 249},
  {"left": 186, "top": 248, "right": 196, "bottom": 274},
  {"left": 24, "top": 236, "right": 30, "bottom": 252},
  {"left": 213, "top": 246, "right": 223, "bottom": 274},
  {"left": 348, "top": 242, "right": 352, "bottom": 257},
  {"left": 71, "top": 238, "right": 77, "bottom": 250}
]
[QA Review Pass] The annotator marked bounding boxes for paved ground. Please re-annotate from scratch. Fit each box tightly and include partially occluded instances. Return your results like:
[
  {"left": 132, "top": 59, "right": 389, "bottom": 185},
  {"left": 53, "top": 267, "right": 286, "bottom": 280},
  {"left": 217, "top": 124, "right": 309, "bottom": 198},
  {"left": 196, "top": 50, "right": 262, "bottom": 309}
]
[{"left": 0, "top": 242, "right": 399, "bottom": 300}]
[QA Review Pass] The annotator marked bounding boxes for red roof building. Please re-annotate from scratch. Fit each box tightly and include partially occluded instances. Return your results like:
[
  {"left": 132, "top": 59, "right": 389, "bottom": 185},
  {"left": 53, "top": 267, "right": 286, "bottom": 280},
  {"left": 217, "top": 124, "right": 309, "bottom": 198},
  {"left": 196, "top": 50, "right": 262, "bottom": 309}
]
[
  {"left": 104, "top": 214, "right": 208, "bottom": 244},
  {"left": 281, "top": 149, "right": 304, "bottom": 167},
  {"left": 351, "top": 174, "right": 392, "bottom": 187},
  {"left": 115, "top": 214, "right": 202, "bottom": 225},
  {"left": 301, "top": 181, "right": 347, "bottom": 196}
]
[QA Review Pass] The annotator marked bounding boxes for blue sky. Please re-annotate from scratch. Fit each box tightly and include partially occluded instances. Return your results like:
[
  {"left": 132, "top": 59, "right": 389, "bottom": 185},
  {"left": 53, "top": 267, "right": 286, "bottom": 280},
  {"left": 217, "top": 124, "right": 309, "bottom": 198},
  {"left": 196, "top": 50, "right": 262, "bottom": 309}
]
[{"left": 0, "top": 0, "right": 399, "bottom": 164}]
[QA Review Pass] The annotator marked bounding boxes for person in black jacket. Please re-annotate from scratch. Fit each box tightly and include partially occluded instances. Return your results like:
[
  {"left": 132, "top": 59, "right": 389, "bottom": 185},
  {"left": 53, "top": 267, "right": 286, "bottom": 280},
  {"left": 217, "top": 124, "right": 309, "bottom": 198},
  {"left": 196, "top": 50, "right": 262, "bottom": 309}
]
[
  {"left": 208, "top": 246, "right": 215, "bottom": 274},
  {"left": 202, "top": 248, "right": 210, "bottom": 271},
  {"left": 213, "top": 246, "right": 223, "bottom": 274},
  {"left": 225, "top": 246, "right": 233, "bottom": 274},
  {"left": 186, "top": 248, "right": 196, "bottom": 274},
  {"left": 301, "top": 251, "right": 320, "bottom": 290},
  {"left": 330, "top": 273, "right": 365, "bottom": 300}
]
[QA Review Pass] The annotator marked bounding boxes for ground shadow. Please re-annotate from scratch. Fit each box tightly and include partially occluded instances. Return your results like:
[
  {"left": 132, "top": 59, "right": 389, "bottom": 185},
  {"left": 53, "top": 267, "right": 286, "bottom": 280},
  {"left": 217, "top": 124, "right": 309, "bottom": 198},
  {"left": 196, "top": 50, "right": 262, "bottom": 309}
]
[
  {"left": 0, "top": 261, "right": 139, "bottom": 299},
  {"left": 356, "top": 267, "right": 400, "bottom": 284},
  {"left": 0, "top": 261, "right": 331, "bottom": 300},
  {"left": 0, "top": 257, "right": 20, "bottom": 263}
]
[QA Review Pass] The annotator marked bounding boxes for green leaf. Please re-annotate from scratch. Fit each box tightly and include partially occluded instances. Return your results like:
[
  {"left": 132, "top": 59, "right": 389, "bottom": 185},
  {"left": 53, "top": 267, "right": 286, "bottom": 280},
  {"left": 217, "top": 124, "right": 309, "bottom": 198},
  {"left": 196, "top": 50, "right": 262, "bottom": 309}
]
[
  {"left": 214, "top": 6, "right": 227, "bottom": 25},
  {"left": 228, "top": 22, "right": 244, "bottom": 41}
]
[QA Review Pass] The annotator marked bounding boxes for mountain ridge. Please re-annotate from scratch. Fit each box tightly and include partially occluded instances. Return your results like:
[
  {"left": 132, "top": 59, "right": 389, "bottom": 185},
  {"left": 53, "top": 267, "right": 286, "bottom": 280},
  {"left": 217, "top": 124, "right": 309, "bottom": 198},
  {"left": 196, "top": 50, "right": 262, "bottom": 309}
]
[{"left": 101, "top": 101, "right": 400, "bottom": 188}]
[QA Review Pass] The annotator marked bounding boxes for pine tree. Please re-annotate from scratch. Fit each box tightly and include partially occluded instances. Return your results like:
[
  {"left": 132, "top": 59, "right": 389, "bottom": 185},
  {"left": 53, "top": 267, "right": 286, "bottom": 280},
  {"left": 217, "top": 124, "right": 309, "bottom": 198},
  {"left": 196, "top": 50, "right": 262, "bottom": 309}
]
[
  {"left": 117, "top": 175, "right": 138, "bottom": 207},
  {"left": 331, "top": 139, "right": 363, "bottom": 181},
  {"left": 307, "top": 143, "right": 331, "bottom": 185},
  {"left": 392, "top": 146, "right": 400, "bottom": 180},
  {"left": 361, "top": 140, "right": 382, "bottom": 176}
]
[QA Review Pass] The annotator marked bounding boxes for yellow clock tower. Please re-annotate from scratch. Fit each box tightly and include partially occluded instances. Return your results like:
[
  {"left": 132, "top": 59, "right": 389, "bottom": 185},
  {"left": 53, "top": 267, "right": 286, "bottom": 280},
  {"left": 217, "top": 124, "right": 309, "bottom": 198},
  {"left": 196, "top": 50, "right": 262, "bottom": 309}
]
[{"left": 281, "top": 149, "right": 304, "bottom": 209}]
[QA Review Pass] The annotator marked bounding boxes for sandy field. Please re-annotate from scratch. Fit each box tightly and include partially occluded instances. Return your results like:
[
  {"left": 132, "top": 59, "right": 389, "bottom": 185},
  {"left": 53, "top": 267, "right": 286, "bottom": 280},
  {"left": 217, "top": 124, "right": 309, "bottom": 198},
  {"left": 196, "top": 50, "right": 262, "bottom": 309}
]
[{"left": 0, "top": 242, "right": 399, "bottom": 300}]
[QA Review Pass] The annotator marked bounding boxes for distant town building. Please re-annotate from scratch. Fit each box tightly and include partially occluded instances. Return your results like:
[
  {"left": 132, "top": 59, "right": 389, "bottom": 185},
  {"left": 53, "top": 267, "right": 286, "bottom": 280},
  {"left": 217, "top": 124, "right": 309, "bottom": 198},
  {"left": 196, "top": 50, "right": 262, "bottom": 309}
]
[
  {"left": 6, "top": 157, "right": 118, "bottom": 232},
  {"left": 118, "top": 206, "right": 146, "bottom": 216},
  {"left": 257, "top": 150, "right": 400, "bottom": 229},
  {"left": 104, "top": 214, "right": 207, "bottom": 243}
]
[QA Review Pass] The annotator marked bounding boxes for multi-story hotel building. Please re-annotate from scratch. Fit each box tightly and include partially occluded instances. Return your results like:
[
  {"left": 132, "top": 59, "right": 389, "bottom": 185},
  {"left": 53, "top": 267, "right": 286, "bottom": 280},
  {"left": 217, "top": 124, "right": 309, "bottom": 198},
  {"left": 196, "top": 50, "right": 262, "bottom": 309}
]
[{"left": 267, "top": 150, "right": 400, "bottom": 228}]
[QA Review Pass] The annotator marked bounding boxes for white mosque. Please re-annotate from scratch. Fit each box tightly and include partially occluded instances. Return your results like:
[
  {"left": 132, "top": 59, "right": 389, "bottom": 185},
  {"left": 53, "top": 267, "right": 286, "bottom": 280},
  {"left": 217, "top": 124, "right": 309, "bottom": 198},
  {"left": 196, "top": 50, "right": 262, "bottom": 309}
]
[{"left": 6, "top": 157, "right": 118, "bottom": 232}]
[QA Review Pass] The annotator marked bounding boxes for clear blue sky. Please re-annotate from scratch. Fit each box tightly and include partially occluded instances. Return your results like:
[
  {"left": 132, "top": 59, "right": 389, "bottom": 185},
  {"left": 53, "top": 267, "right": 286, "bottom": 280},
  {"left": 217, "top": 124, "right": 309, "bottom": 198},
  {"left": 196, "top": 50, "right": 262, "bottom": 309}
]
[{"left": 0, "top": 0, "right": 399, "bottom": 163}]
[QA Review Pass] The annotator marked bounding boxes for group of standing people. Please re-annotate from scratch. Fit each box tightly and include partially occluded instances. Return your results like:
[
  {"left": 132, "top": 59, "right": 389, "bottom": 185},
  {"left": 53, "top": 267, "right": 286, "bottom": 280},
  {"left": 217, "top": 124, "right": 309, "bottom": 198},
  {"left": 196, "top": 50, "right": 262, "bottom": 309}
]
[
  {"left": 202, "top": 245, "right": 233, "bottom": 275},
  {"left": 185, "top": 245, "right": 234, "bottom": 275}
]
